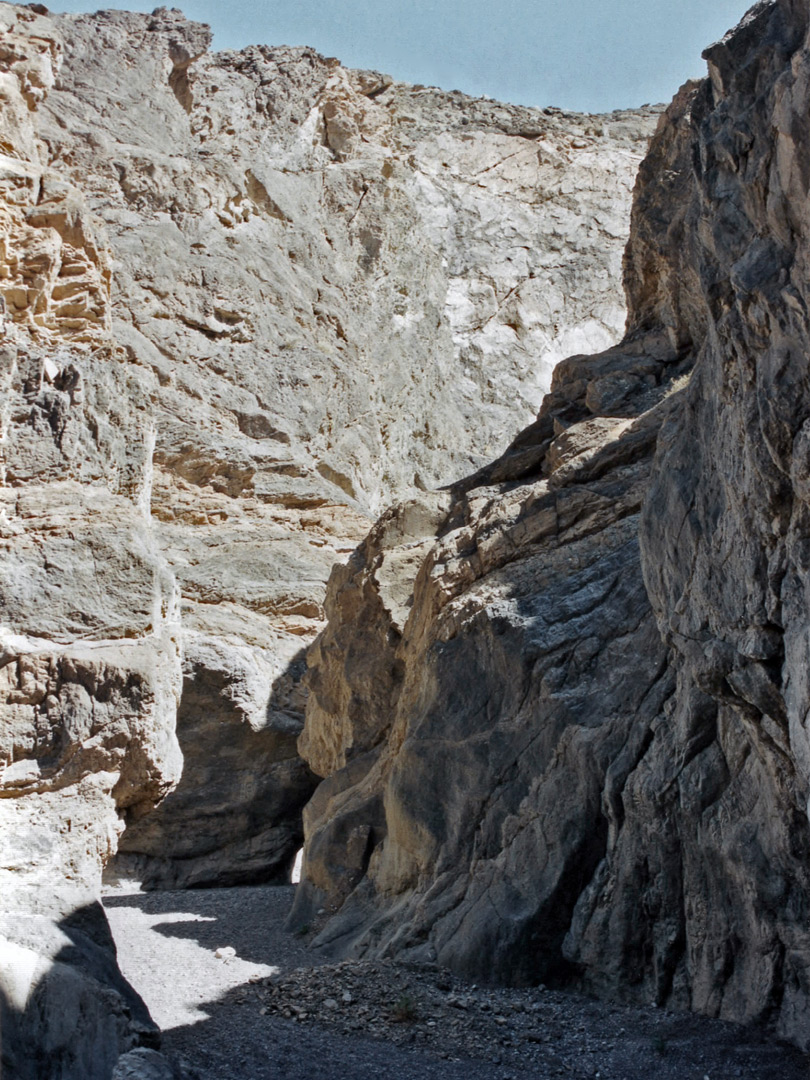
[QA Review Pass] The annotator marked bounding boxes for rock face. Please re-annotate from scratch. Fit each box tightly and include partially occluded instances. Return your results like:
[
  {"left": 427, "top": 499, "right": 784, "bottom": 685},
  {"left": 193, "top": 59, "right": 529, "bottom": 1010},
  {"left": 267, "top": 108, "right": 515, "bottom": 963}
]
[
  {"left": 0, "top": 2, "right": 653, "bottom": 1073},
  {"left": 296, "top": 0, "right": 810, "bottom": 1049},
  {"left": 0, "top": 8, "right": 180, "bottom": 1072},
  {"left": 0, "top": 1, "right": 653, "bottom": 895},
  {"left": 1, "top": 901, "right": 166, "bottom": 1080}
]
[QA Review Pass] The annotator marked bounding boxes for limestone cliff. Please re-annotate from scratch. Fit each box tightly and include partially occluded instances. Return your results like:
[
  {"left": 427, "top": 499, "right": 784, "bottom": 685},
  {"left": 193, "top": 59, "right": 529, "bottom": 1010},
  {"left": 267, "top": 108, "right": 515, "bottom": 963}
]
[
  {"left": 296, "top": 0, "right": 810, "bottom": 1049},
  {"left": 0, "top": 1, "right": 652, "bottom": 900},
  {"left": 0, "top": 9, "right": 181, "bottom": 1073},
  {"left": 0, "top": 2, "right": 653, "bottom": 1074}
]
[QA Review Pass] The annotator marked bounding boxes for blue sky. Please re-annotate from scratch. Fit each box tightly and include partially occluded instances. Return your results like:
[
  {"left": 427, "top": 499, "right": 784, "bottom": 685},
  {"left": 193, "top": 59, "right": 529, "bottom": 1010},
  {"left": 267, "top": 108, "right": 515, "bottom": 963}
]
[{"left": 52, "top": 0, "right": 753, "bottom": 113}]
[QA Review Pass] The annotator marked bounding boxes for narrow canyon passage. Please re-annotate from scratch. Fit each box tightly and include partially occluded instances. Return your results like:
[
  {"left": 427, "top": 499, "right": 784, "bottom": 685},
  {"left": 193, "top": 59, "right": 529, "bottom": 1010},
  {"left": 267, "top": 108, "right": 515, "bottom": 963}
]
[
  {"left": 103, "top": 885, "right": 808, "bottom": 1080},
  {"left": 10, "top": 3, "right": 810, "bottom": 1074}
]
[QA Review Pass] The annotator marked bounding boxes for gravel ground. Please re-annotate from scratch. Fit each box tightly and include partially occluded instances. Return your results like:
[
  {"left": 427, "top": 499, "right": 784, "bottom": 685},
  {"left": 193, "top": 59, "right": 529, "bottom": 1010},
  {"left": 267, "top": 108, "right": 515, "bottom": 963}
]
[{"left": 103, "top": 885, "right": 809, "bottom": 1080}]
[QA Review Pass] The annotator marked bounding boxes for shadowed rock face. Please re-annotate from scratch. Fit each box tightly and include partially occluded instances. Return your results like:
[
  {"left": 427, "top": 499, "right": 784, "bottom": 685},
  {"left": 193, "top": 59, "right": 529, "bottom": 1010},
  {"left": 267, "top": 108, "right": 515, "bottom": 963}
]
[
  {"left": 0, "top": 2, "right": 654, "bottom": 1071},
  {"left": 0, "top": 902, "right": 163, "bottom": 1080},
  {"left": 296, "top": 0, "right": 810, "bottom": 1048},
  {"left": 0, "top": 0, "right": 653, "bottom": 897},
  {"left": 112, "top": 636, "right": 318, "bottom": 889}
]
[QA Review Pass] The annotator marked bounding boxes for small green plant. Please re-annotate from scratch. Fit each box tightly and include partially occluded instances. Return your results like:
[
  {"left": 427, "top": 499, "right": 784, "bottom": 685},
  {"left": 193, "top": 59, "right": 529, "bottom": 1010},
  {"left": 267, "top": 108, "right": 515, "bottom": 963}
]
[
  {"left": 652, "top": 1033, "right": 668, "bottom": 1056},
  {"left": 295, "top": 923, "right": 311, "bottom": 937},
  {"left": 391, "top": 992, "right": 419, "bottom": 1023}
]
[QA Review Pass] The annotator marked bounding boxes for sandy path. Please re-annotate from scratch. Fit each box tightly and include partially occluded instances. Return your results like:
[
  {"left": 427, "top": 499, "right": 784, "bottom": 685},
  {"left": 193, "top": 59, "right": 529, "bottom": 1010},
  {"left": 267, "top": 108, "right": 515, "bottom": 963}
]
[
  {"left": 104, "top": 886, "right": 495, "bottom": 1080},
  {"left": 104, "top": 895, "right": 283, "bottom": 1029}
]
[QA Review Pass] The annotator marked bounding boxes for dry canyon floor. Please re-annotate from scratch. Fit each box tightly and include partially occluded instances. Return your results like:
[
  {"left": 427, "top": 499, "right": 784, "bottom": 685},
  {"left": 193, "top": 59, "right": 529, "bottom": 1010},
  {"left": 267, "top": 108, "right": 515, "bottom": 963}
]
[{"left": 103, "top": 885, "right": 809, "bottom": 1080}]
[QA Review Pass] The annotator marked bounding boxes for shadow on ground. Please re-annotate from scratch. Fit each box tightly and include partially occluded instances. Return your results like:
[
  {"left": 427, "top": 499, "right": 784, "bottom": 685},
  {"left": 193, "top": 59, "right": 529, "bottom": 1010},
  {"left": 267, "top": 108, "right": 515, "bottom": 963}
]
[{"left": 102, "top": 886, "right": 810, "bottom": 1080}]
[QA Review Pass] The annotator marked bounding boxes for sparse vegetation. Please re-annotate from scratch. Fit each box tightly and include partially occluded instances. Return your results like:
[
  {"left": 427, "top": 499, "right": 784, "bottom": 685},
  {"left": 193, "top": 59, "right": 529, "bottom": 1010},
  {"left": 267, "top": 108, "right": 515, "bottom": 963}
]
[
  {"left": 391, "top": 992, "right": 419, "bottom": 1023},
  {"left": 664, "top": 371, "right": 692, "bottom": 397}
]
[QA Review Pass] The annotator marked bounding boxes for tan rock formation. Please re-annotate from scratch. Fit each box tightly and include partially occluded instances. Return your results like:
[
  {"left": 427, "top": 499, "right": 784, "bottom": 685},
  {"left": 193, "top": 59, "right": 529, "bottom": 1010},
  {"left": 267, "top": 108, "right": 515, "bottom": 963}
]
[
  {"left": 0, "top": 2, "right": 654, "bottom": 1072},
  {"left": 0, "top": 3, "right": 652, "bottom": 891},
  {"left": 296, "top": 0, "right": 810, "bottom": 1050},
  {"left": 0, "top": 11, "right": 180, "bottom": 1072}
]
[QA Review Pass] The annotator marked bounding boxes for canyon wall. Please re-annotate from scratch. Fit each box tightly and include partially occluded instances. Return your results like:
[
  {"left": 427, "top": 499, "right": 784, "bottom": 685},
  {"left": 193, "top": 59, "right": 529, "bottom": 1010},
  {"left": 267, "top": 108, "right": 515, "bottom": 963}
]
[
  {"left": 0, "top": 5, "right": 651, "bottom": 893},
  {"left": 18, "top": 4, "right": 652, "bottom": 892},
  {"left": 295, "top": 0, "right": 810, "bottom": 1049},
  {"left": 0, "top": 9, "right": 179, "bottom": 1073},
  {"left": 0, "top": 2, "right": 652, "bottom": 1074}
]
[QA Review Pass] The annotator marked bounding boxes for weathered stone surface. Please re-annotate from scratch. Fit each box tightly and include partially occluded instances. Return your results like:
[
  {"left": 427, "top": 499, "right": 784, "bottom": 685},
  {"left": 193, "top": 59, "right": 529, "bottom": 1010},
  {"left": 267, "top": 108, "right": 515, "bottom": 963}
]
[
  {"left": 113, "top": 624, "right": 318, "bottom": 889},
  {"left": 0, "top": 337, "right": 182, "bottom": 1069},
  {"left": 111, "top": 1048, "right": 176, "bottom": 1080},
  {"left": 293, "top": 332, "right": 688, "bottom": 982},
  {"left": 35, "top": 2, "right": 654, "bottom": 520},
  {"left": 1, "top": 901, "right": 161, "bottom": 1080},
  {"left": 296, "top": 0, "right": 810, "bottom": 1050},
  {"left": 0, "top": 1, "right": 654, "bottom": 1069},
  {"left": 0, "top": 11, "right": 182, "bottom": 1072},
  {"left": 0, "top": 2, "right": 653, "bottom": 890}
]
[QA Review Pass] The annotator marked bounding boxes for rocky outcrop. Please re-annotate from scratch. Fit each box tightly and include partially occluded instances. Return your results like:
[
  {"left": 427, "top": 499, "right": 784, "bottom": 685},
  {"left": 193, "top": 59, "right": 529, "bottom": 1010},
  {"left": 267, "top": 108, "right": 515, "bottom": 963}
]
[
  {"left": 1, "top": 901, "right": 168, "bottom": 1080},
  {"left": 295, "top": 0, "right": 810, "bottom": 1049},
  {"left": 0, "top": 10, "right": 181, "bottom": 1072},
  {"left": 0, "top": 2, "right": 654, "bottom": 1072},
  {"left": 0, "top": 2, "right": 653, "bottom": 894},
  {"left": 111, "top": 627, "right": 319, "bottom": 889}
]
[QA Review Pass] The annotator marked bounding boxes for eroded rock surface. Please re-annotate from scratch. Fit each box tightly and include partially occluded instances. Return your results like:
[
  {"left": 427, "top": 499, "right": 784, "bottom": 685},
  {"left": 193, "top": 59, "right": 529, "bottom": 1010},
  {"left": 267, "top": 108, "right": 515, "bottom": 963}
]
[
  {"left": 296, "top": 0, "right": 810, "bottom": 1049},
  {"left": 0, "top": 2, "right": 654, "bottom": 1072},
  {"left": 0, "top": 3, "right": 653, "bottom": 892},
  {"left": 0, "top": 9, "right": 180, "bottom": 1072}
]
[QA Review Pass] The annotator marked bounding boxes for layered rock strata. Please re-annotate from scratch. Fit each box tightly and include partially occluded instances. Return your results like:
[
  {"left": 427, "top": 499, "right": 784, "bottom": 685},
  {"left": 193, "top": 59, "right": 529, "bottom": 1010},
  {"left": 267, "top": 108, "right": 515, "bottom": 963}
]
[
  {"left": 295, "top": 0, "right": 810, "bottom": 1049},
  {"left": 0, "top": 3, "right": 653, "bottom": 892},
  {"left": 0, "top": 10, "right": 179, "bottom": 1072},
  {"left": 0, "top": 2, "right": 654, "bottom": 1073}
]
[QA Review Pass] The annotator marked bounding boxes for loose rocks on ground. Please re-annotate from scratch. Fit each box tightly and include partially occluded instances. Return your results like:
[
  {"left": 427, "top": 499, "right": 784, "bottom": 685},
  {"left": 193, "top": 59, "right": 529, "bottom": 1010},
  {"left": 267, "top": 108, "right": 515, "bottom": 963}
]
[{"left": 105, "top": 886, "right": 809, "bottom": 1080}]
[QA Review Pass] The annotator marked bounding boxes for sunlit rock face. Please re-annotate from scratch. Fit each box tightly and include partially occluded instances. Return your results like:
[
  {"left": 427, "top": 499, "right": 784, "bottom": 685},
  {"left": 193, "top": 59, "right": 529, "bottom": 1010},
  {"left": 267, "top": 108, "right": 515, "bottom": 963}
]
[
  {"left": 0, "top": 8, "right": 181, "bottom": 1072},
  {"left": 296, "top": 0, "right": 810, "bottom": 1049},
  {"left": 0, "top": 1, "right": 653, "bottom": 1072},
  {"left": 0, "top": 2, "right": 653, "bottom": 891}
]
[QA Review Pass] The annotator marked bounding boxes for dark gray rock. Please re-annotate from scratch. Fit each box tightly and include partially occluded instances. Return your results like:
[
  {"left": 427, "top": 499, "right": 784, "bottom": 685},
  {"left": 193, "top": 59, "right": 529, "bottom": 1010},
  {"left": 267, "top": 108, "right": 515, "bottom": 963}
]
[
  {"left": 0, "top": 901, "right": 160, "bottom": 1080},
  {"left": 296, "top": 0, "right": 810, "bottom": 1050},
  {"left": 112, "top": 1049, "right": 176, "bottom": 1080}
]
